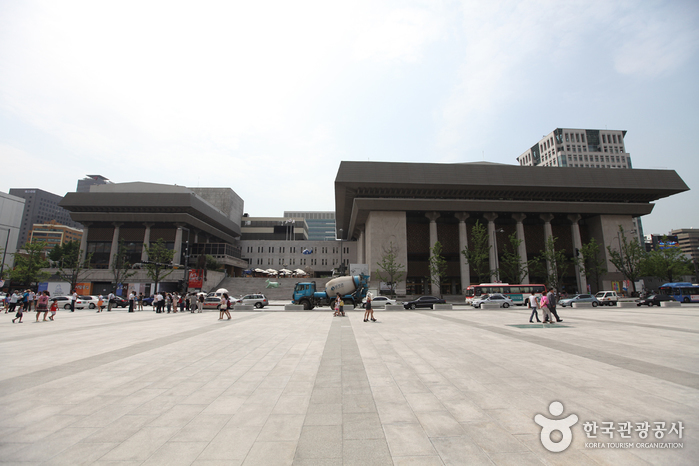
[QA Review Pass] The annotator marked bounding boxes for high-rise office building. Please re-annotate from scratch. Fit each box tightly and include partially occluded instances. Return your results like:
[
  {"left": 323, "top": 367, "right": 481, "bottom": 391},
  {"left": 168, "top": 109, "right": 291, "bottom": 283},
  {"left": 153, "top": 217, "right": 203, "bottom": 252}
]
[
  {"left": 516, "top": 128, "right": 642, "bottom": 242},
  {"left": 517, "top": 128, "right": 632, "bottom": 169},
  {"left": 283, "top": 211, "right": 336, "bottom": 241},
  {"left": 8, "top": 188, "right": 83, "bottom": 249},
  {"left": 670, "top": 229, "right": 699, "bottom": 263},
  {"left": 29, "top": 221, "right": 83, "bottom": 252},
  {"left": 76, "top": 175, "right": 112, "bottom": 193},
  {"left": 0, "top": 192, "right": 25, "bottom": 275}
]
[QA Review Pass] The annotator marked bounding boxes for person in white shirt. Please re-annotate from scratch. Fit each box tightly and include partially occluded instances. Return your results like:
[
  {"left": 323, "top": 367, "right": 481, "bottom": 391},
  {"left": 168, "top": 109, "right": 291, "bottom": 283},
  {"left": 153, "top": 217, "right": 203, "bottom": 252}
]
[
  {"left": 107, "top": 292, "right": 115, "bottom": 312},
  {"left": 71, "top": 290, "right": 78, "bottom": 312}
]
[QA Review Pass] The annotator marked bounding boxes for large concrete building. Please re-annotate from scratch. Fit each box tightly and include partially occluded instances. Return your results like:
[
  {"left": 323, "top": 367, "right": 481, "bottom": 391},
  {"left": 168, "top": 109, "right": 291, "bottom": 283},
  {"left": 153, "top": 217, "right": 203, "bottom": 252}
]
[
  {"left": 283, "top": 211, "right": 336, "bottom": 241},
  {"left": 76, "top": 175, "right": 112, "bottom": 193},
  {"left": 59, "top": 182, "right": 248, "bottom": 294},
  {"left": 335, "top": 161, "right": 688, "bottom": 296},
  {"left": 0, "top": 192, "right": 25, "bottom": 276},
  {"left": 670, "top": 228, "right": 699, "bottom": 263},
  {"left": 9, "top": 188, "right": 83, "bottom": 249}
]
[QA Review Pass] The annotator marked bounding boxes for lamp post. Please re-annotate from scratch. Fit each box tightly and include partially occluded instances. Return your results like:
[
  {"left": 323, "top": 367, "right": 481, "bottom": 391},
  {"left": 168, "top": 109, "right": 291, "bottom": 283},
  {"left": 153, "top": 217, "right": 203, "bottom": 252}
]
[{"left": 493, "top": 228, "right": 504, "bottom": 282}]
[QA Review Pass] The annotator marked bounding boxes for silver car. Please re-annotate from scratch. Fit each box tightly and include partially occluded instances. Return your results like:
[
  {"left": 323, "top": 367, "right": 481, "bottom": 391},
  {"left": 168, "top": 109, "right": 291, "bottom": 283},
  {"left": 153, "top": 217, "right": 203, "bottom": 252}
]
[{"left": 472, "top": 293, "right": 514, "bottom": 308}]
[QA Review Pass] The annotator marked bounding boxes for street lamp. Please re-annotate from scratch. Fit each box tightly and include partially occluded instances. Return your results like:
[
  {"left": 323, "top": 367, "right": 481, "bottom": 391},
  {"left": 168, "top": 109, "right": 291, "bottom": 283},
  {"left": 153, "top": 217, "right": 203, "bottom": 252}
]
[{"left": 493, "top": 228, "right": 504, "bottom": 282}]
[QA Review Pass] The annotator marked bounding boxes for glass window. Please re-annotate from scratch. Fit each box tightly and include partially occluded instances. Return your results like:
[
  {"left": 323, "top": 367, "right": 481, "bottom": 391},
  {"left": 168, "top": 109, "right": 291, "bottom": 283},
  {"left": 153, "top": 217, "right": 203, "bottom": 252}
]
[
  {"left": 602, "top": 134, "right": 607, "bottom": 143},
  {"left": 575, "top": 134, "right": 580, "bottom": 142}
]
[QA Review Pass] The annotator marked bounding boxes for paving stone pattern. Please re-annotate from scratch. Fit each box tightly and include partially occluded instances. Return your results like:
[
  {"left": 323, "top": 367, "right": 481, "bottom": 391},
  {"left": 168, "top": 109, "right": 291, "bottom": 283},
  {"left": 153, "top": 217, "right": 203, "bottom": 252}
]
[{"left": 0, "top": 305, "right": 697, "bottom": 465}]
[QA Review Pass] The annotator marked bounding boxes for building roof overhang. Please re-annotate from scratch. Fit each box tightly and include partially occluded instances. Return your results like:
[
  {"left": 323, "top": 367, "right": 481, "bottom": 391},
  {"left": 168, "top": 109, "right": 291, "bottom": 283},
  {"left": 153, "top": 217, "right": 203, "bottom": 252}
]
[{"left": 334, "top": 161, "right": 689, "bottom": 239}]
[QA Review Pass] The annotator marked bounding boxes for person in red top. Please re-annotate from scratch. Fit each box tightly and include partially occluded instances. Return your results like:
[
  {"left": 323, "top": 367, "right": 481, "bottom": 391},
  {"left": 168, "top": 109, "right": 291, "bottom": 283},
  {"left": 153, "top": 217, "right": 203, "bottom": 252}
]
[
  {"left": 49, "top": 299, "right": 58, "bottom": 321},
  {"left": 36, "top": 291, "right": 50, "bottom": 322}
]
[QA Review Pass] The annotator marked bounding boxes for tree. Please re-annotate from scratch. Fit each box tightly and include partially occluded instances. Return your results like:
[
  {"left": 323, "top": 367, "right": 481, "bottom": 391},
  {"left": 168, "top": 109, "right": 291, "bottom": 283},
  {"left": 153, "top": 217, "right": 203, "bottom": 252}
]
[
  {"left": 10, "top": 242, "right": 50, "bottom": 287},
  {"left": 498, "top": 232, "right": 532, "bottom": 284},
  {"left": 48, "top": 240, "right": 93, "bottom": 292},
  {"left": 111, "top": 239, "right": 137, "bottom": 293},
  {"left": 538, "top": 236, "right": 570, "bottom": 292},
  {"left": 144, "top": 238, "right": 175, "bottom": 294},
  {"left": 376, "top": 241, "right": 406, "bottom": 297},
  {"left": 577, "top": 237, "right": 607, "bottom": 294},
  {"left": 428, "top": 241, "right": 448, "bottom": 298},
  {"left": 606, "top": 225, "right": 645, "bottom": 295},
  {"left": 462, "top": 220, "right": 490, "bottom": 284},
  {"left": 642, "top": 240, "right": 692, "bottom": 283},
  {"left": 205, "top": 255, "right": 223, "bottom": 272}
]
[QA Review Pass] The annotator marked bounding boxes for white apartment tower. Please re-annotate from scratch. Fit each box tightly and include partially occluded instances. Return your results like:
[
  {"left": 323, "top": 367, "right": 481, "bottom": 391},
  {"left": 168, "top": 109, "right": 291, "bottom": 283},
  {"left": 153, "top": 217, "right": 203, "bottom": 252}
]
[{"left": 517, "top": 128, "right": 632, "bottom": 169}]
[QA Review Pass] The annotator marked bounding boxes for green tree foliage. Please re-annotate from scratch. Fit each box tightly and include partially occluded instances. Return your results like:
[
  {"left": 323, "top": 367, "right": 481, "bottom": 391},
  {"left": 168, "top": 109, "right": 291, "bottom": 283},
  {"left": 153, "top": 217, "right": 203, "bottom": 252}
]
[
  {"left": 606, "top": 225, "right": 645, "bottom": 294},
  {"left": 538, "top": 236, "right": 570, "bottom": 292},
  {"left": 428, "top": 241, "right": 448, "bottom": 298},
  {"left": 376, "top": 241, "right": 406, "bottom": 297},
  {"left": 205, "top": 255, "right": 223, "bottom": 272},
  {"left": 498, "top": 232, "right": 532, "bottom": 284},
  {"left": 10, "top": 242, "right": 50, "bottom": 287},
  {"left": 577, "top": 237, "right": 607, "bottom": 293},
  {"left": 48, "top": 240, "right": 93, "bottom": 291},
  {"left": 642, "top": 240, "right": 692, "bottom": 283},
  {"left": 144, "top": 238, "right": 174, "bottom": 294},
  {"left": 112, "top": 239, "right": 137, "bottom": 292},
  {"left": 462, "top": 220, "right": 490, "bottom": 284}
]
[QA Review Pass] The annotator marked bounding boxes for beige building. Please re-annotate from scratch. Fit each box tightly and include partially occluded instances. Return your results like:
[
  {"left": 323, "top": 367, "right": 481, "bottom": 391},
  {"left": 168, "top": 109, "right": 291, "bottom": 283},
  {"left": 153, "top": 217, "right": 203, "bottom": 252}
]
[{"left": 29, "top": 220, "right": 83, "bottom": 252}]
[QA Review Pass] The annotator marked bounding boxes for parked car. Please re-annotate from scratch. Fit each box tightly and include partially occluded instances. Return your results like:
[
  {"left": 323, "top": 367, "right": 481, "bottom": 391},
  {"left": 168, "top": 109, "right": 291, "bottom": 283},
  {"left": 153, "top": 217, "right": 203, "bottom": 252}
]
[
  {"left": 142, "top": 296, "right": 155, "bottom": 305},
  {"left": 402, "top": 296, "right": 446, "bottom": 309},
  {"left": 202, "top": 296, "right": 241, "bottom": 310},
  {"left": 51, "top": 296, "right": 74, "bottom": 310},
  {"left": 471, "top": 293, "right": 514, "bottom": 308},
  {"left": 240, "top": 294, "right": 268, "bottom": 308},
  {"left": 362, "top": 296, "right": 397, "bottom": 308},
  {"left": 111, "top": 296, "right": 129, "bottom": 308},
  {"left": 636, "top": 294, "right": 676, "bottom": 306},
  {"left": 595, "top": 291, "right": 619, "bottom": 306},
  {"left": 76, "top": 295, "right": 100, "bottom": 309},
  {"left": 558, "top": 294, "right": 600, "bottom": 307}
]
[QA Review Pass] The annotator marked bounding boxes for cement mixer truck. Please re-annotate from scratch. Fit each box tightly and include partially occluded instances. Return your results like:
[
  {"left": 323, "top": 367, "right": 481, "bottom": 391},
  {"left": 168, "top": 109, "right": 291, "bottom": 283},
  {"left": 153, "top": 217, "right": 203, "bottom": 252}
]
[{"left": 292, "top": 274, "right": 370, "bottom": 310}]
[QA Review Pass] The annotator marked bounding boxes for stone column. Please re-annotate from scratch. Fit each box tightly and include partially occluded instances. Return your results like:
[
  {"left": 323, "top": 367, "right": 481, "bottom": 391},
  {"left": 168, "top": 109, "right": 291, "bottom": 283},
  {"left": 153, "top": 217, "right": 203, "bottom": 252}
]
[
  {"left": 513, "top": 214, "right": 529, "bottom": 284},
  {"left": 484, "top": 213, "right": 498, "bottom": 282},
  {"left": 568, "top": 214, "right": 587, "bottom": 294},
  {"left": 173, "top": 225, "right": 184, "bottom": 266},
  {"left": 425, "top": 212, "right": 441, "bottom": 295},
  {"left": 79, "top": 222, "right": 90, "bottom": 264},
  {"left": 356, "top": 225, "right": 365, "bottom": 264},
  {"left": 455, "top": 213, "right": 470, "bottom": 291},
  {"left": 540, "top": 214, "right": 554, "bottom": 281},
  {"left": 141, "top": 223, "right": 153, "bottom": 262},
  {"left": 108, "top": 223, "right": 122, "bottom": 269}
]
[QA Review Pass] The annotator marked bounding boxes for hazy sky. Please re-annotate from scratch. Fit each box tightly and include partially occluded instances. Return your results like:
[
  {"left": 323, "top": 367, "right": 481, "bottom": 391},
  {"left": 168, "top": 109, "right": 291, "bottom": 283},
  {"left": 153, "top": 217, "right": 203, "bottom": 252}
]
[{"left": 1, "top": 0, "right": 698, "bottom": 235}]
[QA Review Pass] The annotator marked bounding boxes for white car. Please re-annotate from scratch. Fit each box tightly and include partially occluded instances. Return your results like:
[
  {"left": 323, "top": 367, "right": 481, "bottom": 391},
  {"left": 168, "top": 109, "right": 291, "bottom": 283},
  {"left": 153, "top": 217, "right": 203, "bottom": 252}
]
[
  {"left": 361, "top": 296, "right": 397, "bottom": 308},
  {"left": 471, "top": 293, "right": 514, "bottom": 308},
  {"left": 76, "top": 295, "right": 101, "bottom": 309}
]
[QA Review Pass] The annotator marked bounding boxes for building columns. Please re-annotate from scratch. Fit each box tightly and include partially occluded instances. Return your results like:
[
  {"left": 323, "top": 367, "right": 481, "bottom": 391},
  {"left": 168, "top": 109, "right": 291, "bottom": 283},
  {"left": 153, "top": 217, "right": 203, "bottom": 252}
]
[
  {"left": 79, "top": 222, "right": 90, "bottom": 264},
  {"left": 484, "top": 213, "right": 498, "bottom": 282},
  {"left": 540, "top": 214, "right": 555, "bottom": 282},
  {"left": 174, "top": 225, "right": 184, "bottom": 266},
  {"left": 356, "top": 225, "right": 365, "bottom": 264},
  {"left": 108, "top": 223, "right": 122, "bottom": 269},
  {"left": 569, "top": 214, "right": 587, "bottom": 294},
  {"left": 141, "top": 223, "right": 153, "bottom": 262},
  {"left": 425, "top": 212, "right": 441, "bottom": 295},
  {"left": 513, "top": 213, "right": 529, "bottom": 284},
  {"left": 455, "top": 213, "right": 470, "bottom": 291}
]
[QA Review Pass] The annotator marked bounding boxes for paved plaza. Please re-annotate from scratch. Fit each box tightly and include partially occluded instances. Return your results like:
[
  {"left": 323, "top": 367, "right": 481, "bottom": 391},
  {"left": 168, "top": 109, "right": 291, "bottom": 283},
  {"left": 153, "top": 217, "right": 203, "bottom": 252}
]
[{"left": 1, "top": 304, "right": 697, "bottom": 465}]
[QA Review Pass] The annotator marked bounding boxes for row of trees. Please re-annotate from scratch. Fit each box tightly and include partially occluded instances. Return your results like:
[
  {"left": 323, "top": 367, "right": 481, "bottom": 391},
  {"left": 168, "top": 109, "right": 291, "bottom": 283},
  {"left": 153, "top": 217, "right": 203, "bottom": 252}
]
[
  {"left": 3, "top": 238, "right": 181, "bottom": 293},
  {"left": 376, "top": 223, "right": 693, "bottom": 297}
]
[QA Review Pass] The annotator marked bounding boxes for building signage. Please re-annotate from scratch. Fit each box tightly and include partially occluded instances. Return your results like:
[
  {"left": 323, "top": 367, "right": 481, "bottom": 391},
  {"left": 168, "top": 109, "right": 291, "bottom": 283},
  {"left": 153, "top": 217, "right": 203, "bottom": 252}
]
[{"left": 188, "top": 269, "right": 203, "bottom": 289}]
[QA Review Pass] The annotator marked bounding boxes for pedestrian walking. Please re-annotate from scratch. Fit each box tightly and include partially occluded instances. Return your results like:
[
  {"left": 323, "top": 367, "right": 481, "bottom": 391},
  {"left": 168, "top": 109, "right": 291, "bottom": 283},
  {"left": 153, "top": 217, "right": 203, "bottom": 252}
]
[
  {"left": 220, "top": 293, "right": 232, "bottom": 320},
  {"left": 36, "top": 291, "right": 49, "bottom": 321},
  {"left": 528, "top": 293, "right": 541, "bottom": 323},
  {"left": 547, "top": 288, "right": 563, "bottom": 323},
  {"left": 364, "top": 292, "right": 376, "bottom": 322},
  {"left": 197, "top": 293, "right": 204, "bottom": 313},
  {"left": 97, "top": 294, "right": 104, "bottom": 312},
  {"left": 138, "top": 292, "right": 144, "bottom": 311},
  {"left": 107, "top": 292, "right": 115, "bottom": 312},
  {"left": 128, "top": 291, "right": 135, "bottom": 312},
  {"left": 70, "top": 289, "right": 78, "bottom": 312},
  {"left": 540, "top": 290, "right": 554, "bottom": 323},
  {"left": 8, "top": 290, "right": 19, "bottom": 315},
  {"left": 28, "top": 290, "right": 36, "bottom": 312},
  {"left": 49, "top": 299, "right": 58, "bottom": 320}
]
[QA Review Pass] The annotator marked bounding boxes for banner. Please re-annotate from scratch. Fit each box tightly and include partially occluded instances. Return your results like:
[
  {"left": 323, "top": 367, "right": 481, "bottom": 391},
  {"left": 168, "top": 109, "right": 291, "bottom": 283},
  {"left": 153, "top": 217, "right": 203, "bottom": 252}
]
[{"left": 188, "top": 269, "right": 203, "bottom": 289}]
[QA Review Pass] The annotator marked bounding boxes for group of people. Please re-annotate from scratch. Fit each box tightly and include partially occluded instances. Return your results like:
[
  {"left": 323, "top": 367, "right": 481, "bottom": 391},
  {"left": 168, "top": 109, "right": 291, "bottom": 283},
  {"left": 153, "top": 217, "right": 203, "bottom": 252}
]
[
  {"left": 4, "top": 290, "right": 59, "bottom": 323},
  {"left": 125, "top": 291, "right": 205, "bottom": 314},
  {"left": 527, "top": 288, "right": 563, "bottom": 323}
]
